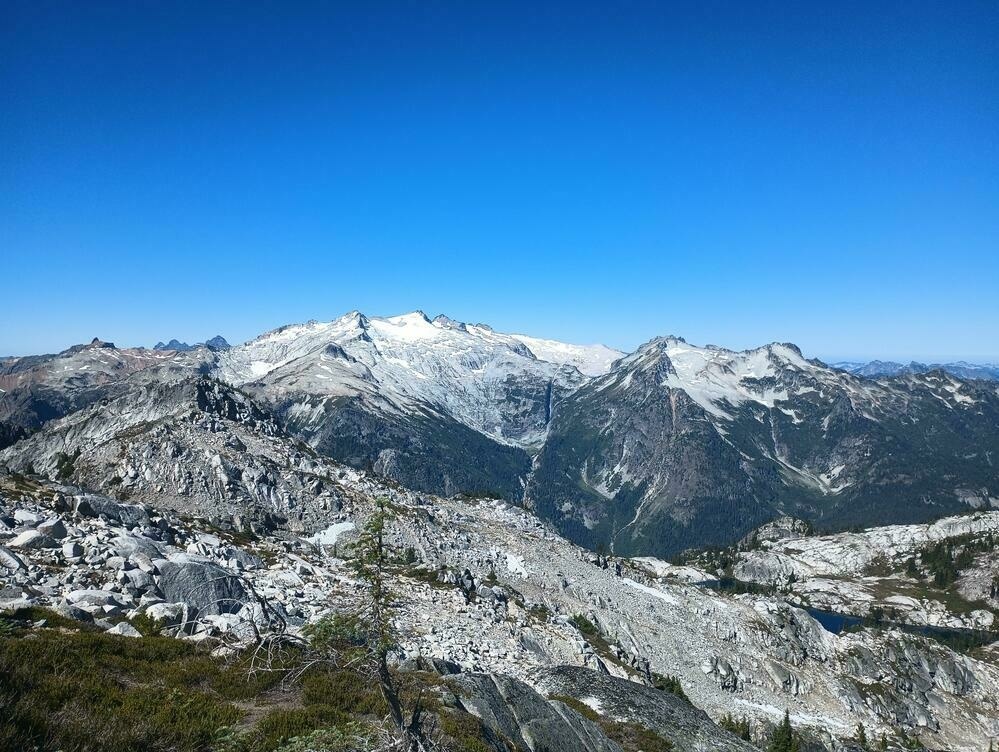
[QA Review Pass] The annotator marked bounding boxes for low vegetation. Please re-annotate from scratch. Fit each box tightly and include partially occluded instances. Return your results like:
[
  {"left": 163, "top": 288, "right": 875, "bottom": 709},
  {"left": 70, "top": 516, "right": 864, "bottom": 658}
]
[
  {"left": 719, "top": 713, "right": 751, "bottom": 741},
  {"left": 0, "top": 606, "right": 459, "bottom": 752},
  {"left": 0, "top": 615, "right": 267, "bottom": 751}
]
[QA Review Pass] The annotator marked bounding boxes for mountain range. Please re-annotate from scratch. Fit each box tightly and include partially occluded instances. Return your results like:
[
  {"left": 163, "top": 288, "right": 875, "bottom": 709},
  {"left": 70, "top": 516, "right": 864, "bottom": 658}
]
[
  {"left": 834, "top": 359, "right": 999, "bottom": 380},
  {"left": 2, "top": 311, "right": 997, "bottom": 557},
  {"left": 153, "top": 335, "right": 231, "bottom": 352}
]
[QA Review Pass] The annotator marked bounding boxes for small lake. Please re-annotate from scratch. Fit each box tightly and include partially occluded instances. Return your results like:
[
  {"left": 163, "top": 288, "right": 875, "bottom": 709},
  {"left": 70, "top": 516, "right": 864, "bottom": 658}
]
[
  {"left": 804, "top": 608, "right": 862, "bottom": 634},
  {"left": 695, "top": 579, "right": 997, "bottom": 648}
]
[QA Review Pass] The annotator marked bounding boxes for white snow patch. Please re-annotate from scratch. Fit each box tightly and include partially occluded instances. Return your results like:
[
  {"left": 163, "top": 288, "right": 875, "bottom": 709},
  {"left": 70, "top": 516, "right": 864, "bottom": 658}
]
[
  {"left": 249, "top": 361, "right": 276, "bottom": 378},
  {"left": 504, "top": 552, "right": 528, "bottom": 577},
  {"left": 621, "top": 577, "right": 678, "bottom": 605},
  {"left": 509, "top": 334, "right": 623, "bottom": 376},
  {"left": 308, "top": 521, "right": 356, "bottom": 546}
]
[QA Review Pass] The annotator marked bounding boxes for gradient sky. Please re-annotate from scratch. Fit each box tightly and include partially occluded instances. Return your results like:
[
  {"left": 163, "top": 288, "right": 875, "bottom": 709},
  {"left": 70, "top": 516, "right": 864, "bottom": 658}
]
[{"left": 3, "top": 1, "right": 997, "bottom": 361}]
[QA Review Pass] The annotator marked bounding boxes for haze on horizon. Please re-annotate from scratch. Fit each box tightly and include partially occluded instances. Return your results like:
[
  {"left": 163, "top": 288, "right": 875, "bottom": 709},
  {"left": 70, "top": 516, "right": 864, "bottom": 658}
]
[{"left": 3, "top": 2, "right": 997, "bottom": 362}]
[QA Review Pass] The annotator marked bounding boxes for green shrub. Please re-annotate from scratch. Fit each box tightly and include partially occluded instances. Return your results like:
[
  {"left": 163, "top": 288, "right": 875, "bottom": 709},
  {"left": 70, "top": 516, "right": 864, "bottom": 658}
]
[
  {"left": 652, "top": 673, "right": 688, "bottom": 703},
  {"left": 301, "top": 670, "right": 387, "bottom": 716},
  {"left": 437, "top": 710, "right": 496, "bottom": 752},
  {"left": 270, "top": 725, "right": 377, "bottom": 752},
  {"left": 720, "top": 713, "right": 752, "bottom": 741},
  {"left": 54, "top": 449, "right": 80, "bottom": 480},
  {"left": 0, "top": 628, "right": 294, "bottom": 751},
  {"left": 252, "top": 706, "right": 352, "bottom": 751}
]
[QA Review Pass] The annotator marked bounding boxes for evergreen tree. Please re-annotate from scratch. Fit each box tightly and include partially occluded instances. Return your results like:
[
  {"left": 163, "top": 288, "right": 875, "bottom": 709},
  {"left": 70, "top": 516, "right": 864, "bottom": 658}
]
[
  {"left": 768, "top": 710, "right": 800, "bottom": 752},
  {"left": 856, "top": 722, "right": 869, "bottom": 750},
  {"left": 720, "top": 713, "right": 752, "bottom": 741},
  {"left": 343, "top": 497, "right": 431, "bottom": 751}
]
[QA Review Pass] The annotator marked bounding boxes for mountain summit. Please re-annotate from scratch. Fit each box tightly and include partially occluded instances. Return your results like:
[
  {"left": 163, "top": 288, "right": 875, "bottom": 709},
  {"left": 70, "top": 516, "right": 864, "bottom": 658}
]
[{"left": 2, "top": 311, "right": 997, "bottom": 558}]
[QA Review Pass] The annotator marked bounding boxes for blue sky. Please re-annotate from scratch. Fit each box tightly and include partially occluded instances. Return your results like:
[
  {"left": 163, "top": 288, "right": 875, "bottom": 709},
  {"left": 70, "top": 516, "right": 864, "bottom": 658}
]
[{"left": 3, "top": 1, "right": 997, "bottom": 361}]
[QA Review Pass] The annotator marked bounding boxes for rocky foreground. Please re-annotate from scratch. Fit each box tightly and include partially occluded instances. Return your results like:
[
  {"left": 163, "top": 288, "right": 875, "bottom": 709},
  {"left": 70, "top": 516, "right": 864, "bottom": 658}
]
[
  {"left": 1, "top": 373, "right": 997, "bottom": 750},
  {"left": 2, "top": 462, "right": 998, "bottom": 750}
]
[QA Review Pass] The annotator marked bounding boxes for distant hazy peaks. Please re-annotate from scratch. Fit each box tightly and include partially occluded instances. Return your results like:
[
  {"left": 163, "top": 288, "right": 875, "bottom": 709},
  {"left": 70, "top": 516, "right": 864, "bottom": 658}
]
[
  {"left": 154, "top": 339, "right": 191, "bottom": 351},
  {"left": 834, "top": 359, "right": 999, "bottom": 381},
  {"left": 153, "top": 336, "right": 230, "bottom": 352},
  {"left": 204, "top": 336, "right": 230, "bottom": 350}
]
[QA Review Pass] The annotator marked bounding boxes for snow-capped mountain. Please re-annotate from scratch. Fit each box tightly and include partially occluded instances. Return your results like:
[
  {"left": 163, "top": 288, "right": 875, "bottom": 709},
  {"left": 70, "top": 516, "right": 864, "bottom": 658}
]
[
  {"left": 526, "top": 336, "right": 999, "bottom": 556},
  {"left": 3, "top": 314, "right": 997, "bottom": 558},
  {"left": 506, "top": 333, "right": 624, "bottom": 377},
  {"left": 207, "top": 310, "right": 617, "bottom": 500},
  {"left": 216, "top": 310, "right": 595, "bottom": 447}
]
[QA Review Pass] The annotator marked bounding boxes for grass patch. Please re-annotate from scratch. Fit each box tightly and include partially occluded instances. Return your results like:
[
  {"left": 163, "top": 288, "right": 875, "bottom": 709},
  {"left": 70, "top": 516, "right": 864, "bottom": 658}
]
[
  {"left": 0, "top": 612, "right": 550, "bottom": 752},
  {"left": 0, "top": 605, "right": 98, "bottom": 633},
  {"left": 437, "top": 710, "right": 501, "bottom": 752},
  {"left": 0, "top": 630, "right": 248, "bottom": 751}
]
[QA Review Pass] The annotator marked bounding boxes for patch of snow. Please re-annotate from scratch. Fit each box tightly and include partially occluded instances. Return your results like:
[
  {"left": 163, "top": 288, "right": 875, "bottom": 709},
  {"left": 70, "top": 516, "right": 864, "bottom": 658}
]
[
  {"left": 249, "top": 361, "right": 276, "bottom": 378},
  {"left": 308, "top": 521, "right": 356, "bottom": 546},
  {"left": 504, "top": 552, "right": 528, "bottom": 577},
  {"left": 508, "top": 334, "right": 624, "bottom": 376},
  {"left": 621, "top": 577, "right": 678, "bottom": 605}
]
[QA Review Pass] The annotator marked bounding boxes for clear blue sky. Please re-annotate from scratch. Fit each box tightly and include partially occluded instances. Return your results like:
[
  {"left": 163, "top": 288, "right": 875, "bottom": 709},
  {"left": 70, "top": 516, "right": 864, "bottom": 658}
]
[{"left": 4, "top": 1, "right": 997, "bottom": 361}]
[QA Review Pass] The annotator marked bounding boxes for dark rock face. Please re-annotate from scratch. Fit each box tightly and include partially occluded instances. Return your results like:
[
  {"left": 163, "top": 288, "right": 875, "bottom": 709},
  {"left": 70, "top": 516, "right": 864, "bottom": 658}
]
[
  {"left": 156, "top": 558, "right": 250, "bottom": 618},
  {"left": 272, "top": 394, "right": 532, "bottom": 502},
  {"left": 449, "top": 672, "right": 621, "bottom": 752},
  {"left": 0, "top": 421, "right": 28, "bottom": 451},
  {"left": 525, "top": 361, "right": 774, "bottom": 556},
  {"left": 73, "top": 495, "right": 150, "bottom": 528},
  {"left": 530, "top": 666, "right": 756, "bottom": 752}
]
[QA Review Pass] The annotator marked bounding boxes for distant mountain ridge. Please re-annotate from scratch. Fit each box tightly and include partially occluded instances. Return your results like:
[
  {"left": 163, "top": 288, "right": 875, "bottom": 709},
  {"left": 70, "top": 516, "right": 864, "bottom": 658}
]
[
  {"left": 153, "top": 335, "right": 231, "bottom": 352},
  {"left": 834, "top": 359, "right": 999, "bottom": 380},
  {"left": 2, "top": 311, "right": 997, "bottom": 557}
]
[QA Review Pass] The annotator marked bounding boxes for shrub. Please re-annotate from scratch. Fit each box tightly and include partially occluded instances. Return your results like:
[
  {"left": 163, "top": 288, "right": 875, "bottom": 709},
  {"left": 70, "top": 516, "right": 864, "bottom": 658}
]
[
  {"left": 301, "top": 670, "right": 387, "bottom": 716},
  {"left": 0, "top": 627, "right": 292, "bottom": 751}
]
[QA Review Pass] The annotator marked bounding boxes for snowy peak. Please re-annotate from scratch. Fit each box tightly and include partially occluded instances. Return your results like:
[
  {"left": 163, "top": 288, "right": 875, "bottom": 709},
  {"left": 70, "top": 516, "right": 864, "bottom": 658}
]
[
  {"left": 603, "top": 336, "right": 848, "bottom": 420},
  {"left": 211, "top": 310, "right": 621, "bottom": 447},
  {"left": 432, "top": 314, "right": 467, "bottom": 332},
  {"left": 227, "top": 310, "right": 622, "bottom": 383}
]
